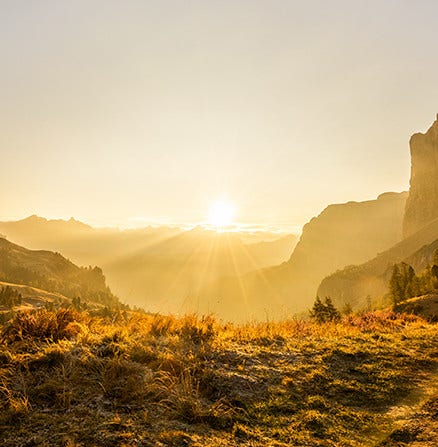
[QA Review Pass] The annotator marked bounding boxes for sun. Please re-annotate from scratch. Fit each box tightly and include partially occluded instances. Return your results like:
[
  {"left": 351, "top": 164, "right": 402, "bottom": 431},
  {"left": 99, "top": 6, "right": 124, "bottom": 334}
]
[{"left": 208, "top": 200, "right": 236, "bottom": 228}]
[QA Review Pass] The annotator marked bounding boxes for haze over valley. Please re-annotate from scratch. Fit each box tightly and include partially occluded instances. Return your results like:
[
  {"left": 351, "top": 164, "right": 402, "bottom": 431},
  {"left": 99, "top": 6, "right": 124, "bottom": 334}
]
[{"left": 0, "top": 217, "right": 297, "bottom": 316}]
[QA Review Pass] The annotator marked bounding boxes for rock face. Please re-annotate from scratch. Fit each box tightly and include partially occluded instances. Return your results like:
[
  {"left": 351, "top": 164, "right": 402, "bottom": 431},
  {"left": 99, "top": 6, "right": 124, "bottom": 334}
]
[
  {"left": 403, "top": 115, "right": 438, "bottom": 237},
  {"left": 318, "top": 114, "right": 438, "bottom": 309},
  {"left": 286, "top": 192, "right": 408, "bottom": 279}
]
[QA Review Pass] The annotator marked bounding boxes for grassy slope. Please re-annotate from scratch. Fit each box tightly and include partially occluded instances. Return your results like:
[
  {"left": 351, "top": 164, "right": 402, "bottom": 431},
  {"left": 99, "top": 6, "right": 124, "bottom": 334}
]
[
  {"left": 1, "top": 309, "right": 438, "bottom": 446},
  {"left": 0, "top": 237, "right": 120, "bottom": 308},
  {"left": 394, "top": 294, "right": 438, "bottom": 321},
  {"left": 0, "top": 281, "right": 70, "bottom": 310}
]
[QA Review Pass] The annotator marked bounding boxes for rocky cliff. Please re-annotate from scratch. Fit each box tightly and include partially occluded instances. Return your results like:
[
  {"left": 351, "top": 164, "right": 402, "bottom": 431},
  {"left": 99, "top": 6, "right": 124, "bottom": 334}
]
[
  {"left": 286, "top": 192, "right": 407, "bottom": 277},
  {"left": 403, "top": 115, "right": 438, "bottom": 237},
  {"left": 318, "top": 114, "right": 438, "bottom": 309}
]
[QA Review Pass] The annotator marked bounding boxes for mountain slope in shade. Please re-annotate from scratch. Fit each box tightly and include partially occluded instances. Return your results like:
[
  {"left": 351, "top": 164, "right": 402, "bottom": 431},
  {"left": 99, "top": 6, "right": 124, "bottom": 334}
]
[
  {"left": 317, "top": 218, "right": 438, "bottom": 309},
  {"left": 0, "top": 237, "right": 119, "bottom": 308},
  {"left": 200, "top": 192, "right": 408, "bottom": 320}
]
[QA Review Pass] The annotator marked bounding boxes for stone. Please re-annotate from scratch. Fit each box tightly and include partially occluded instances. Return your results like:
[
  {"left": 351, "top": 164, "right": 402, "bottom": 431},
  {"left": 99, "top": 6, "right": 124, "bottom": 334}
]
[{"left": 403, "top": 116, "right": 438, "bottom": 237}]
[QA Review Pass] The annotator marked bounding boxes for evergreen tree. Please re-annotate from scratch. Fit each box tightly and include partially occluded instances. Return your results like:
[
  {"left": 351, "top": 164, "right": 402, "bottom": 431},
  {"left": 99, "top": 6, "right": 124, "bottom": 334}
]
[
  {"left": 433, "top": 249, "right": 438, "bottom": 267},
  {"left": 324, "top": 297, "right": 341, "bottom": 322},
  {"left": 389, "top": 264, "right": 404, "bottom": 304},
  {"left": 400, "top": 262, "right": 416, "bottom": 298},
  {"left": 310, "top": 296, "right": 340, "bottom": 323},
  {"left": 72, "top": 296, "right": 82, "bottom": 311},
  {"left": 310, "top": 296, "right": 326, "bottom": 323},
  {"left": 432, "top": 249, "right": 438, "bottom": 285},
  {"left": 389, "top": 262, "right": 418, "bottom": 304}
]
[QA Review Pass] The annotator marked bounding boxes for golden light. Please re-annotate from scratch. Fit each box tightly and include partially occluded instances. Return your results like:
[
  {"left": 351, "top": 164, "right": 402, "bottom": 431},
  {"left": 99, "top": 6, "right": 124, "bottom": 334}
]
[{"left": 208, "top": 200, "right": 236, "bottom": 228}]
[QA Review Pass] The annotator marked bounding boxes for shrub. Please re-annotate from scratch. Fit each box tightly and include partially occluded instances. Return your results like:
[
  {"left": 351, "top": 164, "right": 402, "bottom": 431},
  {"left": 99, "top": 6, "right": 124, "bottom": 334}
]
[
  {"left": 148, "top": 314, "right": 176, "bottom": 337},
  {"left": 1, "top": 308, "right": 82, "bottom": 343},
  {"left": 158, "top": 369, "right": 233, "bottom": 427},
  {"left": 179, "top": 314, "right": 216, "bottom": 345}
]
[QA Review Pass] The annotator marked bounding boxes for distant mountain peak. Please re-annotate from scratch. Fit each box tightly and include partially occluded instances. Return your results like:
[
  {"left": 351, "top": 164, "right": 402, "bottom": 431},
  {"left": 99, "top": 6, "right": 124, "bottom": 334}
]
[
  {"left": 378, "top": 191, "right": 407, "bottom": 201},
  {"left": 24, "top": 214, "right": 47, "bottom": 223},
  {"left": 15, "top": 215, "right": 93, "bottom": 230}
]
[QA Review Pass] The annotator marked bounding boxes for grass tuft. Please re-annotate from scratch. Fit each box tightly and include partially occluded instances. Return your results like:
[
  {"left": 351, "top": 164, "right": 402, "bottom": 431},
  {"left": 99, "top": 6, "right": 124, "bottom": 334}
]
[{"left": 1, "top": 308, "right": 83, "bottom": 343}]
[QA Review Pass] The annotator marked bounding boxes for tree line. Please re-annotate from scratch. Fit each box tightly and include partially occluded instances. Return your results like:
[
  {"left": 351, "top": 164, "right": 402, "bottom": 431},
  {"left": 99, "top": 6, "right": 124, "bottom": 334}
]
[{"left": 389, "top": 250, "right": 438, "bottom": 305}]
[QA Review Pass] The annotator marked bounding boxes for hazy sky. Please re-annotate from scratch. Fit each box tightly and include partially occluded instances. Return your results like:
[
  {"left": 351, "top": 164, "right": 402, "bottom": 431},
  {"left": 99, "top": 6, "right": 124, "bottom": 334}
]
[{"left": 1, "top": 0, "right": 437, "bottom": 230}]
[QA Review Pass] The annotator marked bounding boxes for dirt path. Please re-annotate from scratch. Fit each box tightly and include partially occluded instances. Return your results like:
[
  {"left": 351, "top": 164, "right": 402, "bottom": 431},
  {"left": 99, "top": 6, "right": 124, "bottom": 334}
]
[{"left": 372, "top": 367, "right": 438, "bottom": 446}]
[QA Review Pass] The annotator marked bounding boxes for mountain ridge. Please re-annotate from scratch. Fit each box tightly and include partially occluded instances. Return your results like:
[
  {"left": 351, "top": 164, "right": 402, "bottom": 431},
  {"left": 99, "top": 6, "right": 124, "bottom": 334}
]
[{"left": 0, "top": 237, "right": 120, "bottom": 308}]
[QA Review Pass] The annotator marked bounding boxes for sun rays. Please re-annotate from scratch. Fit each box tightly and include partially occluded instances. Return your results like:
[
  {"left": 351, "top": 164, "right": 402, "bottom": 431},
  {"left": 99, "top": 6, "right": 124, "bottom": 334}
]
[{"left": 207, "top": 201, "right": 236, "bottom": 229}]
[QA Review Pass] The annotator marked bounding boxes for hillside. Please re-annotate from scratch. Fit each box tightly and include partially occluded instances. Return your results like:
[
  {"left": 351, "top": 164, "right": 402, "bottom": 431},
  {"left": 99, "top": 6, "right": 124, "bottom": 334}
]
[
  {"left": 0, "top": 237, "right": 120, "bottom": 308},
  {"left": 201, "top": 192, "right": 408, "bottom": 320},
  {"left": 0, "top": 281, "right": 70, "bottom": 312},
  {"left": 318, "top": 219, "right": 438, "bottom": 309},
  {"left": 1, "top": 308, "right": 438, "bottom": 446},
  {"left": 393, "top": 294, "right": 438, "bottom": 321}
]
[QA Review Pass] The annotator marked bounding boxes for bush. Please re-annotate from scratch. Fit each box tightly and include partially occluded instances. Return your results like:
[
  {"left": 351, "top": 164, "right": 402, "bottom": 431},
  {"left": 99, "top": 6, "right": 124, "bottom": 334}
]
[{"left": 1, "top": 308, "right": 82, "bottom": 343}]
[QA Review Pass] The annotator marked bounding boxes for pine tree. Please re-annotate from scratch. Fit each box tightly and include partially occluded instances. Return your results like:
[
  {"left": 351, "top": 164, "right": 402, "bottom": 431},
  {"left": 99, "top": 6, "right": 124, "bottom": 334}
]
[
  {"left": 432, "top": 249, "right": 438, "bottom": 285},
  {"left": 390, "top": 262, "right": 419, "bottom": 304},
  {"left": 324, "top": 297, "right": 341, "bottom": 322},
  {"left": 310, "top": 296, "right": 326, "bottom": 323},
  {"left": 400, "top": 263, "right": 415, "bottom": 293},
  {"left": 433, "top": 249, "right": 438, "bottom": 267},
  {"left": 310, "top": 296, "right": 341, "bottom": 323},
  {"left": 390, "top": 264, "right": 404, "bottom": 304}
]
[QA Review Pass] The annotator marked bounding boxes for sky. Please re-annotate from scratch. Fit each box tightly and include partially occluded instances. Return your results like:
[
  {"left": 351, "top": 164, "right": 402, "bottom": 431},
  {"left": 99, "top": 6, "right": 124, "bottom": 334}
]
[{"left": 1, "top": 0, "right": 438, "bottom": 231}]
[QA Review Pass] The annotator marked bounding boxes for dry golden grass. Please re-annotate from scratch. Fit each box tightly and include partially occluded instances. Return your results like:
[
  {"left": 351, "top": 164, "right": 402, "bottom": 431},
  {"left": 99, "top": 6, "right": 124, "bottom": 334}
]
[
  {"left": 0, "top": 308, "right": 83, "bottom": 343},
  {"left": 1, "top": 308, "right": 438, "bottom": 446}
]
